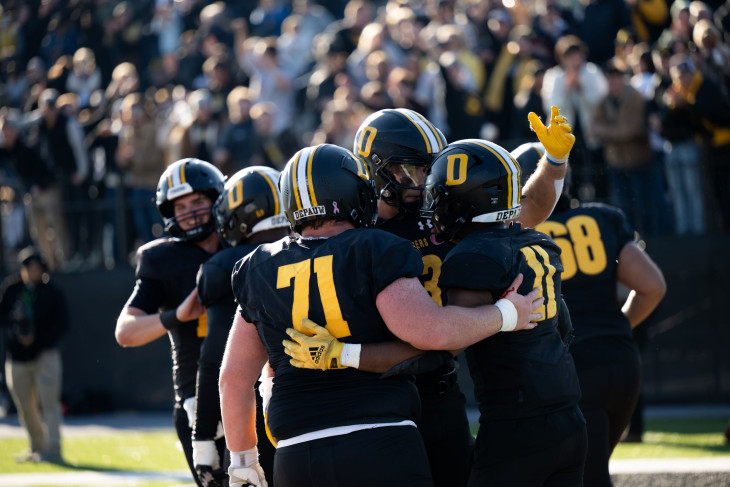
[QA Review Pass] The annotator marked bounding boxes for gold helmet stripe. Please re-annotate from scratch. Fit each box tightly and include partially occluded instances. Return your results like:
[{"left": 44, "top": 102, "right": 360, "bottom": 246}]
[
  {"left": 291, "top": 146, "right": 318, "bottom": 211},
  {"left": 255, "top": 168, "right": 281, "bottom": 215},
  {"left": 467, "top": 140, "right": 522, "bottom": 209},
  {"left": 290, "top": 149, "right": 304, "bottom": 211},
  {"left": 398, "top": 109, "right": 443, "bottom": 155},
  {"left": 167, "top": 161, "right": 187, "bottom": 188},
  {"left": 412, "top": 111, "right": 445, "bottom": 152}
]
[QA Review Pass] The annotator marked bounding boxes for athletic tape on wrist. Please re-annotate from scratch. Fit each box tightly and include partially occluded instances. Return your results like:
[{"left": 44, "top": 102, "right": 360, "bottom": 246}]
[
  {"left": 230, "top": 447, "right": 259, "bottom": 468},
  {"left": 159, "top": 309, "right": 184, "bottom": 330},
  {"left": 340, "top": 343, "right": 361, "bottom": 368},
  {"left": 495, "top": 299, "right": 518, "bottom": 332}
]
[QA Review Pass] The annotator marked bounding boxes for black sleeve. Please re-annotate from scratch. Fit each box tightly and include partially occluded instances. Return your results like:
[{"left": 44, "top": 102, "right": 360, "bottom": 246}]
[
  {"left": 126, "top": 278, "right": 165, "bottom": 314},
  {"left": 193, "top": 302, "right": 236, "bottom": 440},
  {"left": 197, "top": 262, "right": 233, "bottom": 308}
]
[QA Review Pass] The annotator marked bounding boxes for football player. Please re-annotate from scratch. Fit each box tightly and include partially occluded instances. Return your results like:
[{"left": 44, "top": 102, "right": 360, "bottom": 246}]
[
  {"left": 519, "top": 143, "right": 667, "bottom": 487},
  {"left": 282, "top": 107, "right": 574, "bottom": 487},
  {"left": 423, "top": 139, "right": 587, "bottom": 486},
  {"left": 219, "top": 144, "right": 543, "bottom": 487},
  {"left": 115, "top": 158, "right": 225, "bottom": 487},
  {"left": 191, "top": 167, "right": 290, "bottom": 487}
]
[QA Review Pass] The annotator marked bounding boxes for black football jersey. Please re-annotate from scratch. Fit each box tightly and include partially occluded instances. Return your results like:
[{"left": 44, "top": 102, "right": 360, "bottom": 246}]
[
  {"left": 536, "top": 203, "right": 635, "bottom": 344},
  {"left": 439, "top": 224, "right": 581, "bottom": 421},
  {"left": 194, "top": 244, "right": 257, "bottom": 440},
  {"left": 377, "top": 214, "right": 454, "bottom": 306},
  {"left": 231, "top": 228, "right": 423, "bottom": 441},
  {"left": 126, "top": 237, "right": 217, "bottom": 402}
]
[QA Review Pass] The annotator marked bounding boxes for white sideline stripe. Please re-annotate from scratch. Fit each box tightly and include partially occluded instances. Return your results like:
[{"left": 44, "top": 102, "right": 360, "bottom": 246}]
[
  {"left": 0, "top": 471, "right": 192, "bottom": 486},
  {"left": 610, "top": 457, "right": 730, "bottom": 474}
]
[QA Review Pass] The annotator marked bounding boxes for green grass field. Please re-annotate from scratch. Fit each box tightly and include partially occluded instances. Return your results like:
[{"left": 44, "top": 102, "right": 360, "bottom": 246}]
[{"left": 1, "top": 418, "right": 728, "bottom": 486}]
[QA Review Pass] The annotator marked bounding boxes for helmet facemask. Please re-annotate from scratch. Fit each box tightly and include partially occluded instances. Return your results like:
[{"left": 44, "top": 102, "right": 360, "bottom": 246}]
[
  {"left": 372, "top": 153, "right": 431, "bottom": 215},
  {"left": 164, "top": 203, "right": 216, "bottom": 242}
]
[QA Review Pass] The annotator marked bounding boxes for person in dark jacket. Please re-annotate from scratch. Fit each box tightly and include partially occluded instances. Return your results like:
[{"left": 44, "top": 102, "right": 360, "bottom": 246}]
[{"left": 0, "top": 248, "right": 69, "bottom": 463}]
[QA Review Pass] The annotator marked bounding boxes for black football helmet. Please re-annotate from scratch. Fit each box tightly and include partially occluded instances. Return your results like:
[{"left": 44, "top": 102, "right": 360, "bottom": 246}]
[
  {"left": 353, "top": 108, "right": 446, "bottom": 212},
  {"left": 511, "top": 142, "right": 544, "bottom": 187},
  {"left": 213, "top": 166, "right": 289, "bottom": 247},
  {"left": 156, "top": 158, "right": 225, "bottom": 242},
  {"left": 421, "top": 139, "right": 522, "bottom": 241},
  {"left": 279, "top": 144, "right": 377, "bottom": 234}
]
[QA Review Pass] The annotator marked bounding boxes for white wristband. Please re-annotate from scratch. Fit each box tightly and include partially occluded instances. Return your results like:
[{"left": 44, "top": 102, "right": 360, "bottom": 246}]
[
  {"left": 230, "top": 447, "right": 259, "bottom": 468},
  {"left": 340, "top": 343, "right": 361, "bottom": 368},
  {"left": 495, "top": 299, "right": 518, "bottom": 332},
  {"left": 546, "top": 153, "right": 568, "bottom": 165}
]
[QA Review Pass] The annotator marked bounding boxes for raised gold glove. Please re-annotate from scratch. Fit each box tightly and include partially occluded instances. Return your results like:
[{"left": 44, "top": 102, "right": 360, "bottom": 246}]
[
  {"left": 283, "top": 318, "right": 346, "bottom": 370},
  {"left": 527, "top": 106, "right": 575, "bottom": 163}
]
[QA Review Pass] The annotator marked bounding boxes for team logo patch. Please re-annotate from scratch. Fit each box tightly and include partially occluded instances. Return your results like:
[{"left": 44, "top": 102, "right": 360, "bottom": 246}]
[{"left": 293, "top": 206, "right": 326, "bottom": 220}]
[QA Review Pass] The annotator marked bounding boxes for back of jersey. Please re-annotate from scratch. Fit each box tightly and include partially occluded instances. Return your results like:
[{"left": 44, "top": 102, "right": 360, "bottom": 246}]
[
  {"left": 536, "top": 202, "right": 635, "bottom": 344},
  {"left": 231, "top": 228, "right": 424, "bottom": 441},
  {"left": 440, "top": 224, "right": 580, "bottom": 420}
]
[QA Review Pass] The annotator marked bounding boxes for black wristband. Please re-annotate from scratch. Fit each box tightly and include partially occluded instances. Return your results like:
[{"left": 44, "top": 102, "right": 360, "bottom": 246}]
[{"left": 160, "top": 309, "right": 184, "bottom": 330}]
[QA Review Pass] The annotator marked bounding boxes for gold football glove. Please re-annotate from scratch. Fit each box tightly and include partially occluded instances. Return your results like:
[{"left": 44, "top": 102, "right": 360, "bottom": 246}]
[
  {"left": 528, "top": 106, "right": 576, "bottom": 163},
  {"left": 283, "top": 318, "right": 346, "bottom": 370}
]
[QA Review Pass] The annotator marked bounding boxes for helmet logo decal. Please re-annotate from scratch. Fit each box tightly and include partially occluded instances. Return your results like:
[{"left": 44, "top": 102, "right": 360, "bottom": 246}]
[
  {"left": 399, "top": 109, "right": 445, "bottom": 154},
  {"left": 332, "top": 202, "right": 340, "bottom": 214},
  {"left": 446, "top": 154, "right": 468, "bottom": 185},
  {"left": 227, "top": 180, "right": 244, "bottom": 210},
  {"left": 467, "top": 140, "right": 521, "bottom": 210},
  {"left": 356, "top": 126, "right": 377, "bottom": 156}
]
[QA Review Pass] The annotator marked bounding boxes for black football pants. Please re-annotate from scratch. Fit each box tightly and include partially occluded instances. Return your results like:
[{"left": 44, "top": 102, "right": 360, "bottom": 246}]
[
  {"left": 274, "top": 426, "right": 433, "bottom": 487},
  {"left": 573, "top": 347, "right": 641, "bottom": 487},
  {"left": 418, "top": 384, "right": 474, "bottom": 487}
]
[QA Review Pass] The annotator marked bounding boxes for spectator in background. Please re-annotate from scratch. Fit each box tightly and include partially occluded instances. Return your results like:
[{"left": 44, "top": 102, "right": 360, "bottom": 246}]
[
  {"left": 0, "top": 248, "right": 69, "bottom": 464},
  {"left": 249, "top": 101, "right": 300, "bottom": 170},
  {"left": 30, "top": 88, "right": 89, "bottom": 270},
  {"left": 324, "top": 0, "right": 374, "bottom": 56},
  {"left": 591, "top": 59, "right": 669, "bottom": 236},
  {"left": 692, "top": 18, "right": 730, "bottom": 91},
  {"left": 168, "top": 89, "right": 221, "bottom": 164},
  {"left": 667, "top": 53, "right": 730, "bottom": 231},
  {"left": 627, "top": 0, "right": 669, "bottom": 44},
  {"left": 0, "top": 111, "right": 65, "bottom": 271},
  {"left": 214, "top": 86, "right": 257, "bottom": 174},
  {"left": 579, "top": 0, "right": 632, "bottom": 65},
  {"left": 65, "top": 47, "right": 102, "bottom": 109},
  {"left": 310, "top": 98, "right": 358, "bottom": 147},
  {"left": 236, "top": 34, "right": 296, "bottom": 135},
  {"left": 654, "top": 49, "right": 705, "bottom": 235},
  {"left": 116, "top": 93, "right": 166, "bottom": 248},
  {"left": 542, "top": 35, "right": 608, "bottom": 200}
]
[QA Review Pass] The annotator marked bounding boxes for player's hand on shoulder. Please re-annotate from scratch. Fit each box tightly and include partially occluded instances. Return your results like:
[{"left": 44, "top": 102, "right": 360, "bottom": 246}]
[
  {"left": 283, "top": 318, "right": 346, "bottom": 370},
  {"left": 498, "top": 273, "right": 544, "bottom": 332}
]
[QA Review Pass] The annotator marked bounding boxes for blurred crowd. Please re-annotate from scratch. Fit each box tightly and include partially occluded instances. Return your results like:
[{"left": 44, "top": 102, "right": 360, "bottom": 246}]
[{"left": 1, "top": 0, "right": 729, "bottom": 273}]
